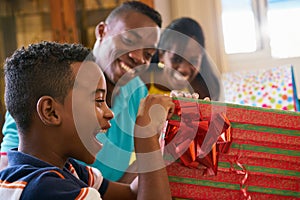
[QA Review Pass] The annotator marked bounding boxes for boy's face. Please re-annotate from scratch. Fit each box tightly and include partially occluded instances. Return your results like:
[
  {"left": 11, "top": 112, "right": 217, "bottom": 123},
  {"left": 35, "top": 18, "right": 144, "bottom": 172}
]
[
  {"left": 62, "top": 61, "right": 114, "bottom": 164},
  {"left": 93, "top": 11, "right": 160, "bottom": 86}
]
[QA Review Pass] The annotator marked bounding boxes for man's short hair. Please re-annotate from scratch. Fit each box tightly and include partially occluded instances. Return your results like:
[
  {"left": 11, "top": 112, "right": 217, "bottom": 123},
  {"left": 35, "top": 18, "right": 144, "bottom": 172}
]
[
  {"left": 106, "top": 1, "right": 162, "bottom": 28},
  {"left": 4, "top": 41, "right": 94, "bottom": 132}
]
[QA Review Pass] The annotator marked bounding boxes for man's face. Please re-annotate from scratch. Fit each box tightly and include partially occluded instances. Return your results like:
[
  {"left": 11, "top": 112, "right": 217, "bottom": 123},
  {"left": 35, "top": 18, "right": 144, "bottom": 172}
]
[
  {"left": 63, "top": 61, "right": 114, "bottom": 164},
  {"left": 93, "top": 11, "right": 160, "bottom": 86}
]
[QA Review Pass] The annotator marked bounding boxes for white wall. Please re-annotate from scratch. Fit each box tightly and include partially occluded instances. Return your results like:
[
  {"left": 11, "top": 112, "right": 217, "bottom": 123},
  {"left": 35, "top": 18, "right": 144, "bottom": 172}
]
[{"left": 153, "top": 0, "right": 172, "bottom": 28}]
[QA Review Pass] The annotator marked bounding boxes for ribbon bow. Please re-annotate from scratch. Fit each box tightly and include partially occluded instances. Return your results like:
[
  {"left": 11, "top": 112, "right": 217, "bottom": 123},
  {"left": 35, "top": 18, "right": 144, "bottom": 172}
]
[{"left": 164, "top": 99, "right": 232, "bottom": 175}]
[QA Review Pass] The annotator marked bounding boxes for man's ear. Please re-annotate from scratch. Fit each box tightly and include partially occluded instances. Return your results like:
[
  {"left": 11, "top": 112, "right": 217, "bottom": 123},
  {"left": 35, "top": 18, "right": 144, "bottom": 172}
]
[
  {"left": 36, "top": 96, "right": 61, "bottom": 126},
  {"left": 95, "top": 22, "right": 106, "bottom": 41}
]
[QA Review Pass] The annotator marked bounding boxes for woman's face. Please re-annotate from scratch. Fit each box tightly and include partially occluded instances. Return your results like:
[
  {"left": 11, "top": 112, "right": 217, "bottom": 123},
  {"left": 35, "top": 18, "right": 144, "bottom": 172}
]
[{"left": 160, "top": 37, "right": 203, "bottom": 90}]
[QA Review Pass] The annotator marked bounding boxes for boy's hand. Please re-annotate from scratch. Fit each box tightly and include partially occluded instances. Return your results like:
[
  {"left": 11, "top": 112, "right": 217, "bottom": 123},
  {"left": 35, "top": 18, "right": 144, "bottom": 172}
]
[
  {"left": 135, "top": 94, "right": 174, "bottom": 138},
  {"left": 132, "top": 95, "right": 173, "bottom": 199}
]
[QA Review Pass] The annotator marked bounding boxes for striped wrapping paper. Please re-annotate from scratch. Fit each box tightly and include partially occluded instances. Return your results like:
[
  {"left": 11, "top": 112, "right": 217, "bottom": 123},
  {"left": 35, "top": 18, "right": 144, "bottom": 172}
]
[{"left": 166, "top": 98, "right": 300, "bottom": 200}]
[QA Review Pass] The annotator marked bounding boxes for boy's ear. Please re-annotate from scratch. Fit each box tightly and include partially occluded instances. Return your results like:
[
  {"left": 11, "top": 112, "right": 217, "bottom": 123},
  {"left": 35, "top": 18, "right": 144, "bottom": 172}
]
[
  {"left": 36, "top": 96, "right": 61, "bottom": 126},
  {"left": 95, "top": 22, "right": 106, "bottom": 41}
]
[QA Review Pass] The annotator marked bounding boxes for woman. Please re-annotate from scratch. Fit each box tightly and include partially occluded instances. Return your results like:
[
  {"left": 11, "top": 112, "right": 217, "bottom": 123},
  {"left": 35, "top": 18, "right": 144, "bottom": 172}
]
[{"left": 141, "top": 17, "right": 221, "bottom": 100}]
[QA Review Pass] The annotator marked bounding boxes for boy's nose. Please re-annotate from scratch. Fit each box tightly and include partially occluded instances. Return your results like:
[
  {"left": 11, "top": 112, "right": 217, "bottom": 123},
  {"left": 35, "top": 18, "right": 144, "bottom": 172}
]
[{"left": 104, "top": 105, "right": 114, "bottom": 120}]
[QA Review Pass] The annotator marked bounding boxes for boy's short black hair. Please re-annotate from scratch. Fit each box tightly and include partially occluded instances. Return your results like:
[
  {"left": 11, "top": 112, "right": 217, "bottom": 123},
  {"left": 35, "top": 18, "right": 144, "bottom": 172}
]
[
  {"left": 106, "top": 1, "right": 162, "bottom": 28},
  {"left": 4, "top": 41, "right": 94, "bottom": 132}
]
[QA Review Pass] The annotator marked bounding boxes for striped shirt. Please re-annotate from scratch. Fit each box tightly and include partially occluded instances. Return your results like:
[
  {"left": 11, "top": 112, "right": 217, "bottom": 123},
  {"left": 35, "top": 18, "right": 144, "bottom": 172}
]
[{"left": 0, "top": 149, "right": 109, "bottom": 200}]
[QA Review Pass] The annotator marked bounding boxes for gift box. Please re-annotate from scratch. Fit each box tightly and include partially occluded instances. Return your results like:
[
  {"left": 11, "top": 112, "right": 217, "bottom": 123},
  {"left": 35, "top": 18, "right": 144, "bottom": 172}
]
[{"left": 165, "top": 98, "right": 300, "bottom": 200}]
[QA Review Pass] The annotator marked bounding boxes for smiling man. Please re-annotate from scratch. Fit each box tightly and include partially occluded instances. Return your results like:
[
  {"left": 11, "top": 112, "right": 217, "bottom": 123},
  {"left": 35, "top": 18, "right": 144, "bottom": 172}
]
[{"left": 91, "top": 1, "right": 162, "bottom": 182}]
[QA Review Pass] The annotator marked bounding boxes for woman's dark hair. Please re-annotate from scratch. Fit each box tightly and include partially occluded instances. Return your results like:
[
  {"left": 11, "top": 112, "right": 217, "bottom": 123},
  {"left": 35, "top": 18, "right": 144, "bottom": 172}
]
[
  {"left": 153, "top": 17, "right": 221, "bottom": 100},
  {"left": 162, "top": 17, "right": 205, "bottom": 48}
]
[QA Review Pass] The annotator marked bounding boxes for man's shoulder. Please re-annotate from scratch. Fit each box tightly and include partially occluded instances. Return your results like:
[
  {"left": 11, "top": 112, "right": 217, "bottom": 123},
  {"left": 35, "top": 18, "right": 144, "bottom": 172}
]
[{"left": 112, "top": 77, "right": 147, "bottom": 112}]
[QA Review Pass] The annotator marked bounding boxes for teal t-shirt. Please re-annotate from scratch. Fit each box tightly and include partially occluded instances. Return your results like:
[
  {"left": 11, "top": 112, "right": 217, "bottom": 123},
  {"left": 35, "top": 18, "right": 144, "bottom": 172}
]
[{"left": 1, "top": 112, "right": 19, "bottom": 152}]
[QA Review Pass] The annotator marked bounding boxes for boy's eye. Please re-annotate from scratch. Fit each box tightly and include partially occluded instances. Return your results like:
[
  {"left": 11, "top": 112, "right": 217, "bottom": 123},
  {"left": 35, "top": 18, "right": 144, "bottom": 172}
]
[{"left": 95, "top": 99, "right": 105, "bottom": 105}]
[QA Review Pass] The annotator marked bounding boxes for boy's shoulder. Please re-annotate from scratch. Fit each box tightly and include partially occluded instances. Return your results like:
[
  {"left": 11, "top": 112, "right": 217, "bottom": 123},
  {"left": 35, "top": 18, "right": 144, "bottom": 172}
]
[
  {"left": 0, "top": 162, "right": 70, "bottom": 199},
  {"left": 0, "top": 151, "right": 103, "bottom": 200}
]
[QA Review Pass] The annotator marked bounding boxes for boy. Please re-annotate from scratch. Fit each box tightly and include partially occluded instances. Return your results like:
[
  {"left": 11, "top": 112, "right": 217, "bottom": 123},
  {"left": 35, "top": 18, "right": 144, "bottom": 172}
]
[
  {"left": 0, "top": 41, "right": 172, "bottom": 199},
  {"left": 1, "top": 1, "right": 162, "bottom": 182}
]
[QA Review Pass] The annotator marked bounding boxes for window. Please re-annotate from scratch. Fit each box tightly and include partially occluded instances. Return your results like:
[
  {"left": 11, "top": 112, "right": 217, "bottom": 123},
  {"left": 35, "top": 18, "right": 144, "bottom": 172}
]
[
  {"left": 221, "top": 0, "right": 257, "bottom": 54},
  {"left": 267, "top": 0, "right": 300, "bottom": 58},
  {"left": 221, "top": 0, "right": 300, "bottom": 58}
]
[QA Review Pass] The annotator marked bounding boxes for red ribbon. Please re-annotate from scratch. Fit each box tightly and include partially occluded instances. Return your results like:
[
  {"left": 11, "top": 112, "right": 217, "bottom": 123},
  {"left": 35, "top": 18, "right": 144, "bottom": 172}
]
[
  {"left": 226, "top": 147, "right": 251, "bottom": 200},
  {"left": 164, "top": 99, "right": 232, "bottom": 175}
]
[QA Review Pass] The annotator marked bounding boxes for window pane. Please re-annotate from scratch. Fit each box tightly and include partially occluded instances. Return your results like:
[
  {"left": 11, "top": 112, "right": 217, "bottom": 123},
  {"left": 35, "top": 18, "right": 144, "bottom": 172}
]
[
  {"left": 267, "top": 0, "right": 300, "bottom": 58},
  {"left": 221, "top": 0, "right": 257, "bottom": 54}
]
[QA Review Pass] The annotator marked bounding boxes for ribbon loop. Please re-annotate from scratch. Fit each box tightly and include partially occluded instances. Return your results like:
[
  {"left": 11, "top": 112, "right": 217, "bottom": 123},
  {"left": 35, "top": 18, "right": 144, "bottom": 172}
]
[{"left": 163, "top": 99, "right": 232, "bottom": 176}]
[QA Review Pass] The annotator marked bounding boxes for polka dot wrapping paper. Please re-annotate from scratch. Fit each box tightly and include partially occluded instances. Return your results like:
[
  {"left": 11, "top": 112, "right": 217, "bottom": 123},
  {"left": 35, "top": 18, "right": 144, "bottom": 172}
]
[{"left": 222, "top": 65, "right": 299, "bottom": 111}]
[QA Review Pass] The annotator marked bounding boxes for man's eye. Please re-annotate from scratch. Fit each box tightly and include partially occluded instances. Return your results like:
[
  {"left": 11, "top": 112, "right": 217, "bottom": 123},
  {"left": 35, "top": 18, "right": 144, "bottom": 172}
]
[{"left": 122, "top": 35, "right": 135, "bottom": 45}]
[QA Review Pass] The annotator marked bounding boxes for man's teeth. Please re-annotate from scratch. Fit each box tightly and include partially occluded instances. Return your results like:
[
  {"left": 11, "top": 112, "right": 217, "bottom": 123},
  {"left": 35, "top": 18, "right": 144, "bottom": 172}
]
[
  {"left": 120, "top": 63, "right": 135, "bottom": 74},
  {"left": 99, "top": 129, "right": 107, "bottom": 133}
]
